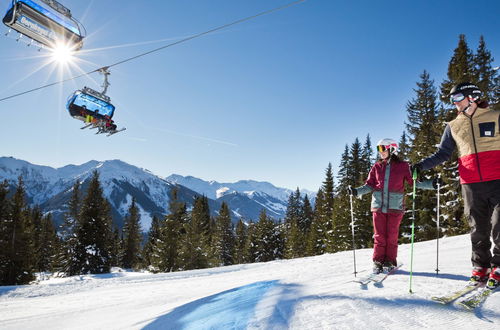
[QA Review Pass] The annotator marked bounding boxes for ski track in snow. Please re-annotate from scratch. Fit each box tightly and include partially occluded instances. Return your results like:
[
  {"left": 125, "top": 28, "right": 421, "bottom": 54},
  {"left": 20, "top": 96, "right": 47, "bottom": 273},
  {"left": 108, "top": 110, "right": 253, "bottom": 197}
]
[{"left": 0, "top": 235, "right": 499, "bottom": 329}]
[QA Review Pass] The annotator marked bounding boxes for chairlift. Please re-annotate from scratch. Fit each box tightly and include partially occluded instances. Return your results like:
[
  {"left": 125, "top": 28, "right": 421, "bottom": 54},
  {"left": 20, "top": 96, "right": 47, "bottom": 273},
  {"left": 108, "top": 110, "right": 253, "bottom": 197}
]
[
  {"left": 2, "top": 0, "right": 85, "bottom": 50},
  {"left": 66, "top": 68, "right": 126, "bottom": 136}
]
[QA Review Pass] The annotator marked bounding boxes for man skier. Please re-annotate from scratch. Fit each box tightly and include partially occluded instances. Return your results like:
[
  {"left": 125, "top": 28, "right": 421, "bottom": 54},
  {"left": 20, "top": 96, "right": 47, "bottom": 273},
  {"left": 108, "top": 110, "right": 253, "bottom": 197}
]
[{"left": 413, "top": 82, "right": 500, "bottom": 289}]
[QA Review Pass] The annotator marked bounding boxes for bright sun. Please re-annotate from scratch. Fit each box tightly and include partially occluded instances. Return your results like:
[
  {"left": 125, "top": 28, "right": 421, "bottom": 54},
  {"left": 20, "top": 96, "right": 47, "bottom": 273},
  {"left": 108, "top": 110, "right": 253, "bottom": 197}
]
[{"left": 51, "top": 43, "right": 75, "bottom": 64}]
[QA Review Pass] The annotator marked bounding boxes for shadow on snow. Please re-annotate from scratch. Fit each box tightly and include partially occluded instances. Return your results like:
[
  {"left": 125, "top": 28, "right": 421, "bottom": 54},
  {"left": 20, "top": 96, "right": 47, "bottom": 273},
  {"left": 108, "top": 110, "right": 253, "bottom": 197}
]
[
  {"left": 142, "top": 280, "right": 304, "bottom": 330},
  {"left": 142, "top": 277, "right": 499, "bottom": 329}
]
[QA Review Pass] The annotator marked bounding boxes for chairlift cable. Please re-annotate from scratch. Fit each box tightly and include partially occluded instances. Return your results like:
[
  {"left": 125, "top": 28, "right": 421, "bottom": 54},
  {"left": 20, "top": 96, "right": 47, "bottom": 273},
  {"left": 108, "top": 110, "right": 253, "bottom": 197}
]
[{"left": 0, "top": 0, "right": 305, "bottom": 103}]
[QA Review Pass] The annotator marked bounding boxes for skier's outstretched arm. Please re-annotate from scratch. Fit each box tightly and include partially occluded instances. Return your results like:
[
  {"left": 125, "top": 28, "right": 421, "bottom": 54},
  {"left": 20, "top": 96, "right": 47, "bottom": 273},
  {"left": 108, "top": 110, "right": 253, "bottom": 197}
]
[{"left": 417, "top": 124, "right": 456, "bottom": 171}]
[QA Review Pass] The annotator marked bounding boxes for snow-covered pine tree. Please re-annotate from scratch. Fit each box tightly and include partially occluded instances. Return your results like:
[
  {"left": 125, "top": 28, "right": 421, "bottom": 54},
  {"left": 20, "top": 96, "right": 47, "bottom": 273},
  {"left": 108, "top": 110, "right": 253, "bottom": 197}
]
[
  {"left": 404, "top": 70, "right": 442, "bottom": 242},
  {"left": 332, "top": 145, "right": 353, "bottom": 252},
  {"left": 0, "top": 180, "right": 12, "bottom": 284},
  {"left": 306, "top": 188, "right": 325, "bottom": 256},
  {"left": 398, "top": 132, "right": 410, "bottom": 161},
  {"left": 233, "top": 219, "right": 247, "bottom": 264},
  {"left": 244, "top": 220, "right": 258, "bottom": 263},
  {"left": 474, "top": 36, "right": 499, "bottom": 110},
  {"left": 3, "top": 177, "right": 35, "bottom": 284},
  {"left": 284, "top": 188, "right": 305, "bottom": 258},
  {"left": 179, "top": 196, "right": 210, "bottom": 270},
  {"left": 59, "top": 181, "right": 81, "bottom": 275},
  {"left": 152, "top": 188, "right": 187, "bottom": 272},
  {"left": 37, "top": 213, "right": 60, "bottom": 274},
  {"left": 32, "top": 209, "right": 59, "bottom": 274},
  {"left": 122, "top": 198, "right": 143, "bottom": 270},
  {"left": 141, "top": 215, "right": 161, "bottom": 270},
  {"left": 73, "top": 171, "right": 113, "bottom": 274},
  {"left": 356, "top": 135, "right": 375, "bottom": 248},
  {"left": 211, "top": 202, "right": 235, "bottom": 266},
  {"left": 254, "top": 209, "right": 278, "bottom": 262},
  {"left": 108, "top": 227, "right": 122, "bottom": 268},
  {"left": 437, "top": 35, "right": 476, "bottom": 236},
  {"left": 321, "top": 163, "right": 336, "bottom": 252}
]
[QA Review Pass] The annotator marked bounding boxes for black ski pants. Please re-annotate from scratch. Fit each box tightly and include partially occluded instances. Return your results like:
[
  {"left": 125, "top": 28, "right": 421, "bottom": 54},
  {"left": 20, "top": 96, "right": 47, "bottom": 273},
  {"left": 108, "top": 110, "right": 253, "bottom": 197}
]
[{"left": 462, "top": 179, "right": 500, "bottom": 268}]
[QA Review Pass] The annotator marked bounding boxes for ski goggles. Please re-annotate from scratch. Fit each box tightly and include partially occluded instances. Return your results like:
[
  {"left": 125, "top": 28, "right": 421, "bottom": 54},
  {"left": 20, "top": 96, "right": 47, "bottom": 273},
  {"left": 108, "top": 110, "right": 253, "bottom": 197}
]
[
  {"left": 377, "top": 145, "right": 390, "bottom": 152},
  {"left": 450, "top": 93, "right": 465, "bottom": 103}
]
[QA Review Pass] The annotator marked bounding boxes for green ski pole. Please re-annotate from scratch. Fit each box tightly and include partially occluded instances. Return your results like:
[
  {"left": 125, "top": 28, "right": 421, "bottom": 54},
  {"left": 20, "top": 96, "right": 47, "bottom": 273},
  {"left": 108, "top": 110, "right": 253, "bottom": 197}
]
[{"left": 409, "top": 168, "right": 417, "bottom": 293}]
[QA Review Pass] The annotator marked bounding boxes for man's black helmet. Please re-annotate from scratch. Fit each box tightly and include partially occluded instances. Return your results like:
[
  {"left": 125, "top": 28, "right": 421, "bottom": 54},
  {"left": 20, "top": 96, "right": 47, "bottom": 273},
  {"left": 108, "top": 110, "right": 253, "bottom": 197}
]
[{"left": 449, "top": 82, "right": 482, "bottom": 100}]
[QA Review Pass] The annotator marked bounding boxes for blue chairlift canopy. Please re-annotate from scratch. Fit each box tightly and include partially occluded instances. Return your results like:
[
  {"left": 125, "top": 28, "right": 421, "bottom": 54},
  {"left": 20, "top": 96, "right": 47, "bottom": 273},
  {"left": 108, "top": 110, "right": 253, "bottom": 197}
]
[
  {"left": 3, "top": 0, "right": 84, "bottom": 50},
  {"left": 67, "top": 89, "right": 115, "bottom": 119}
]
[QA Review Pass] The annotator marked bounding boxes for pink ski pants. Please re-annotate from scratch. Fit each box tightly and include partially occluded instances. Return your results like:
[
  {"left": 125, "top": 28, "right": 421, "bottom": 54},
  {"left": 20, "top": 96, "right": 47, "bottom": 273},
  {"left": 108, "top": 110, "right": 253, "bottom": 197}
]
[{"left": 372, "top": 212, "right": 404, "bottom": 263}]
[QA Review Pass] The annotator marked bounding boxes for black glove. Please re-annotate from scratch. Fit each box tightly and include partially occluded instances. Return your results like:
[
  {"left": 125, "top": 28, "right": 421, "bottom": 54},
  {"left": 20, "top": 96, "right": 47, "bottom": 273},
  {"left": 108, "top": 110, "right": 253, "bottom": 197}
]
[
  {"left": 410, "top": 163, "right": 422, "bottom": 179},
  {"left": 347, "top": 186, "right": 358, "bottom": 197},
  {"left": 432, "top": 177, "right": 444, "bottom": 189}
]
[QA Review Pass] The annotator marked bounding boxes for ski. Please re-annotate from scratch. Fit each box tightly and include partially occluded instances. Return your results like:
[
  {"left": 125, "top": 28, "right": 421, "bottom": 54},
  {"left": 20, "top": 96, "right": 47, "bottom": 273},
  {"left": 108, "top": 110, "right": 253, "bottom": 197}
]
[
  {"left": 431, "top": 282, "right": 483, "bottom": 305},
  {"left": 80, "top": 123, "right": 93, "bottom": 129},
  {"left": 371, "top": 264, "right": 403, "bottom": 283},
  {"left": 353, "top": 264, "right": 402, "bottom": 285},
  {"left": 353, "top": 271, "right": 380, "bottom": 285},
  {"left": 458, "top": 286, "right": 498, "bottom": 310},
  {"left": 107, "top": 128, "right": 126, "bottom": 136}
]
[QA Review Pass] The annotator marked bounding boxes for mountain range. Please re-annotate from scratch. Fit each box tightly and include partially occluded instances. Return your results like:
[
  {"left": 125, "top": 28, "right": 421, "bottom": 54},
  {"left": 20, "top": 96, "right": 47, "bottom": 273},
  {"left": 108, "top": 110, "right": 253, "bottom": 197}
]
[{"left": 0, "top": 157, "right": 315, "bottom": 231}]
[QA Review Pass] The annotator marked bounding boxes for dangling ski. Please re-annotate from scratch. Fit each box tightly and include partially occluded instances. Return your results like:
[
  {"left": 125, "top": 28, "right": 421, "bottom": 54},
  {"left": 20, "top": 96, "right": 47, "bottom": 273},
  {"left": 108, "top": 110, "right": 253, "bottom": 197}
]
[
  {"left": 458, "top": 286, "right": 498, "bottom": 310},
  {"left": 107, "top": 128, "right": 126, "bottom": 136},
  {"left": 431, "top": 282, "right": 483, "bottom": 305}
]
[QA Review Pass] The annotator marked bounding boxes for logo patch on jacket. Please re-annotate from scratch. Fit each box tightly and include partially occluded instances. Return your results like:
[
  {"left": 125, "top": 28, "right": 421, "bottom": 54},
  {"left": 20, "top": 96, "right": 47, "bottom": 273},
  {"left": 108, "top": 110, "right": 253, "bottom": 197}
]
[{"left": 479, "top": 122, "right": 495, "bottom": 137}]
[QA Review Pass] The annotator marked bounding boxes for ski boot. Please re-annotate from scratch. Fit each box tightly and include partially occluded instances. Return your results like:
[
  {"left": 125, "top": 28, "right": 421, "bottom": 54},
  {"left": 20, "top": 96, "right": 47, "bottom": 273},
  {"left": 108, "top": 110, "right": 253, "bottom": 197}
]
[
  {"left": 373, "top": 261, "right": 383, "bottom": 274},
  {"left": 383, "top": 260, "right": 397, "bottom": 273},
  {"left": 486, "top": 267, "right": 500, "bottom": 290},
  {"left": 470, "top": 266, "right": 490, "bottom": 284}
]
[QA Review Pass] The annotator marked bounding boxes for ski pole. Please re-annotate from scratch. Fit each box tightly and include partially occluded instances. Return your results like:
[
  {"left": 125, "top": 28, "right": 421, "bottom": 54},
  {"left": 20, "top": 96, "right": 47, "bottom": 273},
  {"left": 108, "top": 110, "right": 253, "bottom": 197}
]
[
  {"left": 409, "top": 169, "right": 417, "bottom": 293},
  {"left": 349, "top": 185, "right": 357, "bottom": 277},
  {"left": 435, "top": 173, "right": 441, "bottom": 275}
]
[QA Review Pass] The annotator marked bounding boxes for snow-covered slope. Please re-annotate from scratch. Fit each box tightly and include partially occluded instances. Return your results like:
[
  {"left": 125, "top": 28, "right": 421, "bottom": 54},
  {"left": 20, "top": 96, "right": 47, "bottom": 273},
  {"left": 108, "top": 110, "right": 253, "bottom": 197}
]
[{"left": 1, "top": 234, "right": 498, "bottom": 329}]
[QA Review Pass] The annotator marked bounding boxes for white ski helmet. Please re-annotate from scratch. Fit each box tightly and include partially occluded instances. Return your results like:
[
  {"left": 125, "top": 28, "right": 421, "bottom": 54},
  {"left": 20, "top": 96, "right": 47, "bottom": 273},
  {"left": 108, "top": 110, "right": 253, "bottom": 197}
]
[{"left": 376, "top": 138, "right": 398, "bottom": 155}]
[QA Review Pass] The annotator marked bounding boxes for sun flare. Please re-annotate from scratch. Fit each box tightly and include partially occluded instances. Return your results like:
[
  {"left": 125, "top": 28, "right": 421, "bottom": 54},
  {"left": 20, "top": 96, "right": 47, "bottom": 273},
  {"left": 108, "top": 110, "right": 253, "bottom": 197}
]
[{"left": 51, "top": 43, "right": 76, "bottom": 64}]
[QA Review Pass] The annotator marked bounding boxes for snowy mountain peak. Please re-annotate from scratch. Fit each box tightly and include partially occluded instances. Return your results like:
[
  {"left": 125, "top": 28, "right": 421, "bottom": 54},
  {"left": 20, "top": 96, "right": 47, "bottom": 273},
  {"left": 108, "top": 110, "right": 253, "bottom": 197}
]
[{"left": 216, "top": 187, "right": 232, "bottom": 199}]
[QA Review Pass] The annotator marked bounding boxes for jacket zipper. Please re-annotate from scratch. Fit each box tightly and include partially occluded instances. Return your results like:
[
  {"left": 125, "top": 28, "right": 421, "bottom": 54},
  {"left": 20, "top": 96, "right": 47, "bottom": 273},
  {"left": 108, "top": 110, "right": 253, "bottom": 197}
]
[{"left": 468, "top": 116, "right": 483, "bottom": 181}]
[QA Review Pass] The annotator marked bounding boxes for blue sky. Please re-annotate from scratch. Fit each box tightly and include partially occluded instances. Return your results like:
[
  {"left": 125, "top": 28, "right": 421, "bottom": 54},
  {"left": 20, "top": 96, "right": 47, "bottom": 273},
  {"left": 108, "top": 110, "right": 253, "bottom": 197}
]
[{"left": 0, "top": 0, "right": 499, "bottom": 192}]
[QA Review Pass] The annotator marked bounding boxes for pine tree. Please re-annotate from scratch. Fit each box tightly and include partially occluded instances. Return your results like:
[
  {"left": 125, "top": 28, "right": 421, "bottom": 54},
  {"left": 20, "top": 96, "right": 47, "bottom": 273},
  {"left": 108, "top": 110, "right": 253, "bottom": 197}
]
[
  {"left": 73, "top": 171, "right": 113, "bottom": 274},
  {"left": 355, "top": 135, "right": 374, "bottom": 248},
  {"left": 437, "top": 35, "right": 476, "bottom": 236},
  {"left": 440, "top": 34, "right": 476, "bottom": 109},
  {"left": 474, "top": 36, "right": 499, "bottom": 110},
  {"left": 180, "top": 196, "right": 210, "bottom": 270},
  {"left": 398, "top": 131, "right": 410, "bottom": 160},
  {"left": 122, "top": 198, "right": 143, "bottom": 270},
  {"left": 233, "top": 219, "right": 247, "bottom": 264},
  {"left": 109, "top": 227, "right": 122, "bottom": 268},
  {"left": 4, "top": 177, "right": 35, "bottom": 284},
  {"left": 316, "top": 163, "right": 336, "bottom": 252},
  {"left": 151, "top": 188, "right": 187, "bottom": 272},
  {"left": 36, "top": 214, "right": 60, "bottom": 274},
  {"left": 254, "top": 209, "right": 278, "bottom": 262},
  {"left": 59, "top": 181, "right": 81, "bottom": 275},
  {"left": 284, "top": 188, "right": 304, "bottom": 258},
  {"left": 211, "top": 202, "right": 235, "bottom": 266},
  {"left": 0, "top": 181, "right": 12, "bottom": 284},
  {"left": 142, "top": 215, "right": 161, "bottom": 270},
  {"left": 306, "top": 188, "right": 326, "bottom": 256},
  {"left": 405, "top": 70, "right": 442, "bottom": 241},
  {"left": 244, "top": 221, "right": 258, "bottom": 263}
]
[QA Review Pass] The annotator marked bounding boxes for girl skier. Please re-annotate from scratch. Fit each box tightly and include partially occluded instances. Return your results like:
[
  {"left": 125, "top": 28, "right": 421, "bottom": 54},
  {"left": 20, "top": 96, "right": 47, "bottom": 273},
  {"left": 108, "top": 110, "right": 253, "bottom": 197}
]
[{"left": 348, "top": 138, "right": 440, "bottom": 273}]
